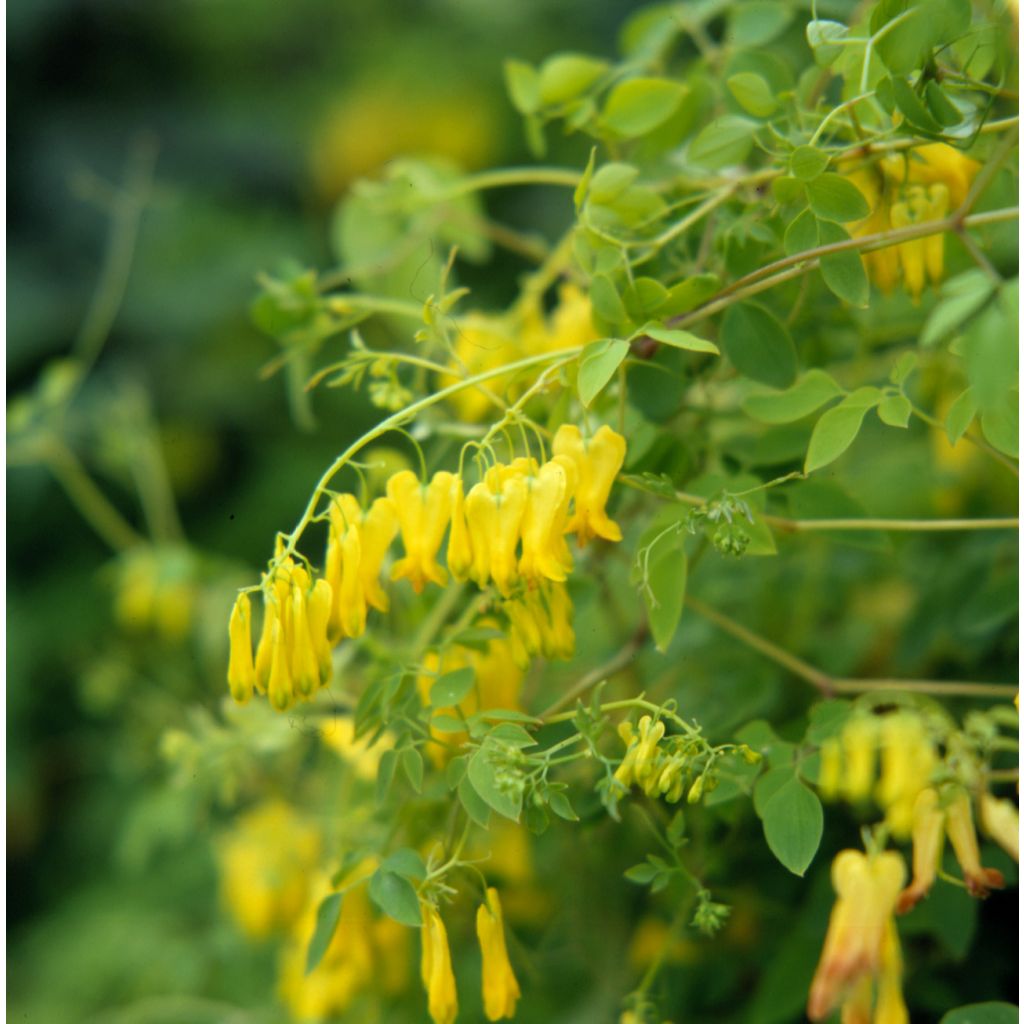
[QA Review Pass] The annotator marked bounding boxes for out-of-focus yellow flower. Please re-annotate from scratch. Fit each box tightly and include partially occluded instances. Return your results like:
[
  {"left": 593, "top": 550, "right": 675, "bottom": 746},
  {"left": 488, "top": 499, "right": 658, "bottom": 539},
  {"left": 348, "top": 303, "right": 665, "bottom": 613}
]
[
  {"left": 114, "top": 547, "right": 198, "bottom": 642},
  {"left": 628, "top": 916, "right": 695, "bottom": 972},
  {"left": 818, "top": 712, "right": 937, "bottom": 839},
  {"left": 309, "top": 85, "right": 498, "bottom": 201},
  {"left": 389, "top": 470, "right": 455, "bottom": 593},
  {"left": 807, "top": 849, "right": 907, "bottom": 1022},
  {"left": 944, "top": 789, "right": 1006, "bottom": 898},
  {"left": 227, "top": 592, "right": 257, "bottom": 704},
  {"left": 477, "top": 888, "right": 521, "bottom": 1020},
  {"left": 502, "top": 580, "right": 576, "bottom": 667},
  {"left": 979, "top": 792, "right": 1020, "bottom": 861},
  {"left": 897, "top": 787, "right": 945, "bottom": 913},
  {"left": 421, "top": 901, "right": 458, "bottom": 1024},
  {"left": 320, "top": 717, "right": 394, "bottom": 780},
  {"left": 278, "top": 860, "right": 410, "bottom": 1021},
  {"left": 217, "top": 801, "right": 321, "bottom": 939},
  {"left": 442, "top": 284, "right": 598, "bottom": 422},
  {"left": 846, "top": 144, "right": 980, "bottom": 302},
  {"left": 552, "top": 424, "right": 627, "bottom": 545}
]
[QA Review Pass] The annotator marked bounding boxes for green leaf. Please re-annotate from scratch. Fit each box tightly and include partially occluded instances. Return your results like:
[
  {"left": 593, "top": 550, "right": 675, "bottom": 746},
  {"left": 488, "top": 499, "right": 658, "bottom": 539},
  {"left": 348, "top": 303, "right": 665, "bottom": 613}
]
[
  {"left": 431, "top": 714, "right": 469, "bottom": 733},
  {"left": 920, "top": 269, "right": 997, "bottom": 348},
  {"left": 891, "top": 75, "right": 942, "bottom": 133},
  {"left": 458, "top": 775, "right": 492, "bottom": 828},
  {"left": 381, "top": 848, "right": 427, "bottom": 881},
  {"left": 589, "top": 274, "right": 629, "bottom": 324},
  {"left": 877, "top": 394, "right": 912, "bottom": 428},
  {"left": 784, "top": 209, "right": 819, "bottom": 255},
  {"left": 446, "top": 754, "right": 468, "bottom": 789},
  {"left": 925, "top": 80, "right": 963, "bottom": 126},
  {"left": 804, "top": 387, "right": 883, "bottom": 473},
  {"left": 503, "top": 60, "right": 540, "bottom": 115},
  {"left": 805, "top": 19, "right": 849, "bottom": 65},
  {"left": 720, "top": 302, "right": 798, "bottom": 388},
  {"left": 548, "top": 790, "right": 580, "bottom": 822},
  {"left": 889, "top": 351, "right": 918, "bottom": 386},
  {"left": 430, "top": 667, "right": 476, "bottom": 707},
  {"left": 753, "top": 766, "right": 796, "bottom": 817},
  {"left": 538, "top": 53, "right": 608, "bottom": 106},
  {"left": 818, "top": 220, "right": 869, "bottom": 307},
  {"left": 940, "top": 1004, "right": 1020, "bottom": 1024},
  {"left": 376, "top": 748, "right": 398, "bottom": 803},
  {"left": 655, "top": 274, "right": 720, "bottom": 317},
  {"left": 589, "top": 163, "right": 640, "bottom": 205},
  {"left": 806, "top": 173, "right": 870, "bottom": 222},
  {"left": 772, "top": 175, "right": 805, "bottom": 204},
  {"left": 624, "top": 861, "right": 660, "bottom": 884},
  {"left": 727, "top": 72, "right": 777, "bottom": 117},
  {"left": 804, "top": 700, "right": 853, "bottom": 744},
  {"left": 601, "top": 77, "right": 687, "bottom": 138},
  {"left": 742, "top": 369, "right": 844, "bottom": 423},
  {"left": 640, "top": 528, "right": 687, "bottom": 653},
  {"left": 689, "top": 115, "right": 756, "bottom": 169},
  {"left": 637, "top": 323, "right": 719, "bottom": 355},
  {"left": 728, "top": 1, "right": 793, "bottom": 44},
  {"left": 401, "top": 747, "right": 423, "bottom": 793},
  {"left": 305, "top": 892, "right": 343, "bottom": 974},
  {"left": 760, "top": 776, "right": 823, "bottom": 876},
  {"left": 573, "top": 147, "right": 597, "bottom": 211},
  {"left": 980, "top": 391, "right": 1019, "bottom": 457},
  {"left": 368, "top": 869, "right": 422, "bottom": 927},
  {"left": 945, "top": 387, "right": 977, "bottom": 445},
  {"left": 578, "top": 338, "right": 629, "bottom": 407},
  {"left": 468, "top": 740, "right": 523, "bottom": 821},
  {"left": 790, "top": 145, "right": 829, "bottom": 181}
]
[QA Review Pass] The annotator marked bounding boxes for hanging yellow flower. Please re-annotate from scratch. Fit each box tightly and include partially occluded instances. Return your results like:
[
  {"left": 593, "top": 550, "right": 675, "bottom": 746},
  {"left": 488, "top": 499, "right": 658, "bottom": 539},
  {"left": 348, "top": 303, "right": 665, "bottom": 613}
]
[
  {"left": 846, "top": 143, "right": 980, "bottom": 302},
  {"left": 552, "top": 424, "right": 627, "bottom": 545},
  {"left": 389, "top": 470, "right": 455, "bottom": 593},
  {"left": 807, "top": 848, "right": 907, "bottom": 1023},
  {"left": 476, "top": 888, "right": 521, "bottom": 1021},
  {"left": 420, "top": 901, "right": 459, "bottom": 1024}
]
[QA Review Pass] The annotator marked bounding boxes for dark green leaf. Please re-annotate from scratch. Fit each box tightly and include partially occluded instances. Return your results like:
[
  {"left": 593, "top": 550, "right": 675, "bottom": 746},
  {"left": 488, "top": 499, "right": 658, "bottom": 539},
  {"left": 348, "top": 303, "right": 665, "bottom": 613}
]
[
  {"left": 804, "top": 387, "right": 883, "bottom": 473},
  {"left": 742, "top": 370, "right": 844, "bottom": 423},
  {"left": 760, "top": 777, "right": 823, "bottom": 876},
  {"left": 806, "top": 173, "right": 870, "bottom": 222},
  {"left": 891, "top": 75, "right": 942, "bottom": 132},
  {"left": 721, "top": 302, "right": 798, "bottom": 388},
  {"left": 656, "top": 274, "right": 720, "bottom": 317},
  {"left": 689, "top": 115, "right": 756, "bottom": 169},
  {"left": 381, "top": 848, "right": 427, "bottom": 881},
  {"left": 458, "top": 775, "right": 492, "bottom": 828},
  {"left": 940, "top": 1004, "right": 1017, "bottom": 1024},
  {"left": 305, "top": 893, "right": 343, "bottom": 974},
  {"left": 468, "top": 740, "right": 523, "bottom": 821},
  {"left": 368, "top": 869, "right": 422, "bottom": 927},
  {"left": 430, "top": 667, "right": 476, "bottom": 707},
  {"left": 784, "top": 209, "right": 819, "bottom": 255},
  {"left": 818, "top": 220, "right": 869, "bottom": 307}
]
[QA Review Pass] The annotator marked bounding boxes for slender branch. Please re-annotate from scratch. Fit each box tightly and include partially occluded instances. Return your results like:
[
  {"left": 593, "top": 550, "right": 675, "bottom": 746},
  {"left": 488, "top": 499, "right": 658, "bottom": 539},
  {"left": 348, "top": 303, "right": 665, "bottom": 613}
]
[
  {"left": 685, "top": 596, "right": 1016, "bottom": 699},
  {"left": 434, "top": 166, "right": 582, "bottom": 200},
  {"left": 538, "top": 627, "right": 647, "bottom": 718}
]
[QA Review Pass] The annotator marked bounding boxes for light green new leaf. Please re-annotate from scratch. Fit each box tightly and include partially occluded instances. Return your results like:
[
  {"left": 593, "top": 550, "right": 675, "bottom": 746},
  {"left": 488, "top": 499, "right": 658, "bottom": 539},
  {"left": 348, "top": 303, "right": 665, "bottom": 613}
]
[
  {"left": 760, "top": 776, "right": 823, "bottom": 876},
  {"left": 944, "top": 387, "right": 977, "bottom": 445},
  {"left": 784, "top": 209, "right": 818, "bottom": 255},
  {"left": 804, "top": 387, "right": 883, "bottom": 473},
  {"left": 639, "top": 323, "right": 719, "bottom": 355},
  {"left": 601, "top": 77, "right": 687, "bottom": 137},
  {"left": 790, "top": 145, "right": 829, "bottom": 181},
  {"left": 430, "top": 667, "right": 476, "bottom": 707},
  {"left": 589, "top": 273, "right": 629, "bottom": 324},
  {"left": 877, "top": 394, "right": 912, "bottom": 428},
  {"left": 578, "top": 338, "right": 629, "bottom": 407},
  {"left": 538, "top": 53, "right": 608, "bottom": 106},
  {"left": 806, "top": 173, "right": 870, "bottom": 222},
  {"left": 742, "top": 369, "right": 844, "bottom": 424},
  {"left": 689, "top": 115, "right": 756, "bottom": 169},
  {"left": 656, "top": 274, "right": 720, "bottom": 317},
  {"left": 503, "top": 60, "right": 540, "bottom": 115},
  {"left": 805, "top": 19, "right": 849, "bottom": 65},
  {"left": 920, "top": 269, "right": 996, "bottom": 348},
  {"left": 589, "top": 162, "right": 640, "bottom": 204},
  {"left": 727, "top": 72, "right": 777, "bottom": 117},
  {"left": 306, "top": 892, "right": 343, "bottom": 974},
  {"left": 728, "top": 1, "right": 793, "bottom": 45}
]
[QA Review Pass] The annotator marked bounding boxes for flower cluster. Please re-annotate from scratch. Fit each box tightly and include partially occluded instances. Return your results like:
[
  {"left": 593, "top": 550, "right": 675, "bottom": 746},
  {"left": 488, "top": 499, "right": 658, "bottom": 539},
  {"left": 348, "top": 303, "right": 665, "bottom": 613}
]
[
  {"left": 442, "top": 283, "right": 597, "bottom": 422},
  {"left": 898, "top": 785, "right": 1009, "bottom": 910},
  {"left": 818, "top": 710, "right": 938, "bottom": 837},
  {"left": 227, "top": 424, "right": 627, "bottom": 712},
  {"left": 420, "top": 888, "right": 520, "bottom": 1024},
  {"left": 846, "top": 143, "right": 979, "bottom": 301},
  {"left": 807, "top": 849, "right": 907, "bottom": 1024}
]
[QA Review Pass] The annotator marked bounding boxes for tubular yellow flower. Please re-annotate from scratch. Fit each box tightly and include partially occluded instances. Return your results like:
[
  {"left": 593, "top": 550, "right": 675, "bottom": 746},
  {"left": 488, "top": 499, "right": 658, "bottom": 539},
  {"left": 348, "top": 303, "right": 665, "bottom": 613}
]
[
  {"left": 389, "top": 470, "right": 455, "bottom": 593},
  {"left": 490, "top": 475, "right": 528, "bottom": 595},
  {"left": 979, "top": 792, "right": 1020, "bottom": 861},
  {"left": 945, "top": 789, "right": 1005, "bottom": 897},
  {"left": 448, "top": 476, "right": 474, "bottom": 582},
  {"left": 807, "top": 849, "right": 906, "bottom": 1022},
  {"left": 477, "top": 887, "right": 521, "bottom": 1021},
  {"left": 359, "top": 496, "right": 399, "bottom": 611},
  {"left": 420, "top": 902, "right": 458, "bottom": 1024},
  {"left": 552, "top": 424, "right": 627, "bottom": 545},
  {"left": 875, "top": 714, "right": 936, "bottom": 838},
  {"left": 254, "top": 588, "right": 278, "bottom": 693},
  {"left": 306, "top": 578, "right": 334, "bottom": 684},
  {"left": 268, "top": 618, "right": 294, "bottom": 711},
  {"left": 536, "top": 581, "right": 575, "bottom": 660},
  {"left": 818, "top": 738, "right": 842, "bottom": 800},
  {"left": 227, "top": 592, "right": 256, "bottom": 703},
  {"left": 874, "top": 919, "right": 909, "bottom": 1024},
  {"left": 519, "top": 458, "right": 575, "bottom": 583},
  {"left": 290, "top": 582, "right": 321, "bottom": 699},
  {"left": 897, "top": 787, "right": 945, "bottom": 914},
  {"left": 841, "top": 717, "right": 877, "bottom": 803},
  {"left": 465, "top": 480, "right": 498, "bottom": 588}
]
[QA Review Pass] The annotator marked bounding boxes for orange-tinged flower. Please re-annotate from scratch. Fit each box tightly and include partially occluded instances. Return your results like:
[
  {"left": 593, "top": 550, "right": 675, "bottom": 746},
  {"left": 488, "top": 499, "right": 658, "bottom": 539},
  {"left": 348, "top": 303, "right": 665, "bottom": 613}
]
[
  {"left": 477, "top": 888, "right": 521, "bottom": 1020},
  {"left": 979, "top": 792, "right": 1020, "bottom": 861},
  {"left": 421, "top": 902, "right": 458, "bottom": 1024},
  {"left": 897, "top": 787, "right": 945, "bottom": 913},
  {"left": 807, "top": 849, "right": 906, "bottom": 1022},
  {"left": 945, "top": 789, "right": 1005, "bottom": 897},
  {"left": 389, "top": 470, "right": 455, "bottom": 593},
  {"left": 552, "top": 424, "right": 627, "bottom": 545}
]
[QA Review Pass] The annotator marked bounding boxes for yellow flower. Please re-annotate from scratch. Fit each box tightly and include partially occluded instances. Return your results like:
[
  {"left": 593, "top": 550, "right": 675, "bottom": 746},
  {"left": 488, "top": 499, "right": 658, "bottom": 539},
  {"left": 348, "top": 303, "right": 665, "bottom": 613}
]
[
  {"left": 320, "top": 717, "right": 394, "bottom": 780},
  {"left": 464, "top": 472, "right": 528, "bottom": 595},
  {"left": 875, "top": 714, "right": 937, "bottom": 838},
  {"left": 807, "top": 848, "right": 906, "bottom": 1022},
  {"left": 518, "top": 457, "right": 576, "bottom": 583},
  {"left": 847, "top": 143, "right": 980, "bottom": 301},
  {"left": 447, "top": 476, "right": 474, "bottom": 583},
  {"left": 945, "top": 789, "right": 1005, "bottom": 897},
  {"left": 552, "top": 424, "right": 627, "bottom": 545},
  {"left": 896, "top": 787, "right": 945, "bottom": 913},
  {"left": 227, "top": 592, "right": 257, "bottom": 704},
  {"left": 389, "top": 470, "right": 455, "bottom": 593},
  {"left": 477, "top": 888, "right": 521, "bottom": 1020},
  {"left": 421, "top": 902, "right": 458, "bottom": 1024},
  {"left": 979, "top": 792, "right": 1020, "bottom": 862},
  {"left": 217, "top": 801, "right": 321, "bottom": 939},
  {"left": 502, "top": 582, "right": 576, "bottom": 666}
]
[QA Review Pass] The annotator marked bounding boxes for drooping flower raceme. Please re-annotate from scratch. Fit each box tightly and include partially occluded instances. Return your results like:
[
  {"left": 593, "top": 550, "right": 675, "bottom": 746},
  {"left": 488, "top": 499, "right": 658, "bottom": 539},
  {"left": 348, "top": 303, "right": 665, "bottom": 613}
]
[
  {"left": 476, "top": 887, "right": 521, "bottom": 1021},
  {"left": 420, "top": 901, "right": 458, "bottom": 1024}
]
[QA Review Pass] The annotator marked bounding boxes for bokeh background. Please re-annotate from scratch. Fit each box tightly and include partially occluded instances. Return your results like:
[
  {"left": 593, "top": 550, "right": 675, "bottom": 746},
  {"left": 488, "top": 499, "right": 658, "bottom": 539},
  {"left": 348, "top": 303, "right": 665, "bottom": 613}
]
[{"left": 7, "top": 1, "right": 1018, "bottom": 1023}]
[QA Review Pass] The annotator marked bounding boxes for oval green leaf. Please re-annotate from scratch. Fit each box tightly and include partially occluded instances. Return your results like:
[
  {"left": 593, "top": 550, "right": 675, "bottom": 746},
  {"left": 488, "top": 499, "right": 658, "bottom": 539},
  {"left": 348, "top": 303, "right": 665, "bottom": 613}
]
[
  {"left": 760, "top": 776, "right": 823, "bottom": 876},
  {"left": 721, "top": 302, "right": 798, "bottom": 388}
]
